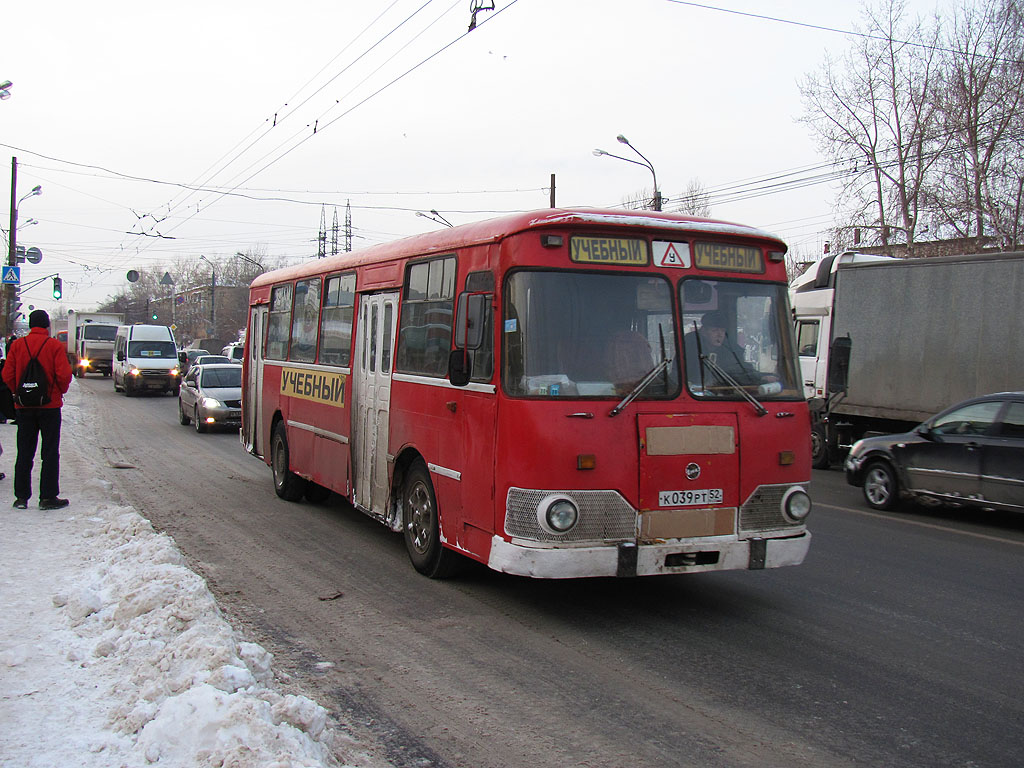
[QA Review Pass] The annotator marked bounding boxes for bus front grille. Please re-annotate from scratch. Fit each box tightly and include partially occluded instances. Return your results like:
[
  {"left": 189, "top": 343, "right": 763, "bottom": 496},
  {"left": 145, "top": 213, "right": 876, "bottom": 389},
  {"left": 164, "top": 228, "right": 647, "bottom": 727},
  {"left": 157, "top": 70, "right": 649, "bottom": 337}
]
[{"left": 505, "top": 488, "right": 636, "bottom": 544}]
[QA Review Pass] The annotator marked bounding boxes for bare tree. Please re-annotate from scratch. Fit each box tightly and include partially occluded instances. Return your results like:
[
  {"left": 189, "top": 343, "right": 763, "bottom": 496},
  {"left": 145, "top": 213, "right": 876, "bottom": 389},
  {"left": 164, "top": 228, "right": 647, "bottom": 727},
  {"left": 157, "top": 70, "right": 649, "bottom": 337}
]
[
  {"left": 927, "top": 0, "right": 1024, "bottom": 249},
  {"left": 799, "top": 0, "right": 944, "bottom": 255},
  {"left": 675, "top": 178, "right": 712, "bottom": 218},
  {"left": 620, "top": 187, "right": 660, "bottom": 211}
]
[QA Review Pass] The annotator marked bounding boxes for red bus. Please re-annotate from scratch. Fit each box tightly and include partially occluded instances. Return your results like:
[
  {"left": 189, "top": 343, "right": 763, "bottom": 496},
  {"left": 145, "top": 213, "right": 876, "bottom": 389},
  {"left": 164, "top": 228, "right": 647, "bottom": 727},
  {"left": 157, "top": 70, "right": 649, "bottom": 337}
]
[{"left": 243, "top": 208, "right": 811, "bottom": 578}]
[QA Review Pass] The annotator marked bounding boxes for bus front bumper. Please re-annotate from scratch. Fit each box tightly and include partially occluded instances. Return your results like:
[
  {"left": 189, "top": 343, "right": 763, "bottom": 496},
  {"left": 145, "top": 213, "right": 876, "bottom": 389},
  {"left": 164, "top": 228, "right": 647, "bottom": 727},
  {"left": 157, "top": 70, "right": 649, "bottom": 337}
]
[{"left": 487, "top": 532, "right": 810, "bottom": 579}]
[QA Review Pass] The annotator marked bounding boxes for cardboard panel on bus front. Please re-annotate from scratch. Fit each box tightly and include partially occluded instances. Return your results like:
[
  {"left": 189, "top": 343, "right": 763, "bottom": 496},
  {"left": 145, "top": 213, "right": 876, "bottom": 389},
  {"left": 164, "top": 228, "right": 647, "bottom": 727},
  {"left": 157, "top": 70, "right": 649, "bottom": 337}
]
[{"left": 637, "top": 413, "right": 738, "bottom": 540}]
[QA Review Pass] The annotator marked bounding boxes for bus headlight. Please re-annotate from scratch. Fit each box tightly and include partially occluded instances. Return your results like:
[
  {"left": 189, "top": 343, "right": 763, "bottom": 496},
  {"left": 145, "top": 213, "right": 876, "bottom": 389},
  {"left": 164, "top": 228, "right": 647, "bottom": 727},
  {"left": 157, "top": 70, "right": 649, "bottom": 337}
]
[
  {"left": 129, "top": 367, "right": 141, "bottom": 377},
  {"left": 537, "top": 495, "right": 579, "bottom": 534},
  {"left": 781, "top": 486, "right": 812, "bottom": 523},
  {"left": 79, "top": 358, "right": 90, "bottom": 368}
]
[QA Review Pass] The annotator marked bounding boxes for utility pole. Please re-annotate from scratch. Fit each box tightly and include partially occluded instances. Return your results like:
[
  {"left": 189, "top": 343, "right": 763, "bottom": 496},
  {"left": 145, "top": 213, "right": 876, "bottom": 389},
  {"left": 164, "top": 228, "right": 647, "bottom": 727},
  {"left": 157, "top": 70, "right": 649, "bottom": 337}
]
[
  {"left": 345, "top": 200, "right": 352, "bottom": 252},
  {"left": 550, "top": 173, "right": 556, "bottom": 208},
  {"left": 331, "top": 207, "right": 339, "bottom": 256},
  {"left": 4, "top": 157, "right": 16, "bottom": 339},
  {"left": 317, "top": 205, "right": 327, "bottom": 259}
]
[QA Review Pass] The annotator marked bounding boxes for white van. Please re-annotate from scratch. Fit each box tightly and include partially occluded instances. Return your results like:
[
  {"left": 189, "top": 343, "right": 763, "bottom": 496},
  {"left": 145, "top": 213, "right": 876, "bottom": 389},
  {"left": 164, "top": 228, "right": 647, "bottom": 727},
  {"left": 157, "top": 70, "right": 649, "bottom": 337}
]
[
  {"left": 220, "top": 342, "right": 244, "bottom": 363},
  {"left": 113, "top": 324, "right": 182, "bottom": 396}
]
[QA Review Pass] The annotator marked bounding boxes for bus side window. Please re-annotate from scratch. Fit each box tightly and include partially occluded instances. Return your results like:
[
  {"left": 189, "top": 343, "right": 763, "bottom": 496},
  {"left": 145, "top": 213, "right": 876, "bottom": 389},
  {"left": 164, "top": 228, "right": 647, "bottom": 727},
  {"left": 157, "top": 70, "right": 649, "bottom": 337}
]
[
  {"left": 290, "top": 278, "right": 321, "bottom": 363},
  {"left": 319, "top": 273, "right": 355, "bottom": 366},
  {"left": 465, "top": 270, "right": 494, "bottom": 382},
  {"left": 265, "top": 283, "right": 293, "bottom": 360},
  {"left": 396, "top": 256, "right": 456, "bottom": 377}
]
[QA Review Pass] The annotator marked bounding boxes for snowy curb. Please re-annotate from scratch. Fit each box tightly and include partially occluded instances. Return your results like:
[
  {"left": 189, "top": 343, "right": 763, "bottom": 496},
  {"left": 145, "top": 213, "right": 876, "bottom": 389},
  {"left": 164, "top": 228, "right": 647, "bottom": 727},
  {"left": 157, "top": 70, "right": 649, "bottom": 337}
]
[
  {"left": 55, "top": 479, "right": 338, "bottom": 767},
  {"left": 0, "top": 381, "right": 374, "bottom": 767}
]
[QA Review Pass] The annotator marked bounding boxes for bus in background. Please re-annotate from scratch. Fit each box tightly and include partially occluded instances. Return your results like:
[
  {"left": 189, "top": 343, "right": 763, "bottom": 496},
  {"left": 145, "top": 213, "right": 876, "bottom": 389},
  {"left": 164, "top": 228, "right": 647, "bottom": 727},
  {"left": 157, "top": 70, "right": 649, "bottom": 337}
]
[{"left": 243, "top": 208, "right": 811, "bottom": 579}]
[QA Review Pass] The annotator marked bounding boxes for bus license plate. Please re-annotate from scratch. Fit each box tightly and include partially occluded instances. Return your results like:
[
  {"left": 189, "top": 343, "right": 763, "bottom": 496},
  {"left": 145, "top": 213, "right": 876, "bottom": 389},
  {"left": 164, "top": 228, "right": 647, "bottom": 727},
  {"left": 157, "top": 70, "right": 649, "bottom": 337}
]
[{"left": 659, "top": 489, "right": 724, "bottom": 507}]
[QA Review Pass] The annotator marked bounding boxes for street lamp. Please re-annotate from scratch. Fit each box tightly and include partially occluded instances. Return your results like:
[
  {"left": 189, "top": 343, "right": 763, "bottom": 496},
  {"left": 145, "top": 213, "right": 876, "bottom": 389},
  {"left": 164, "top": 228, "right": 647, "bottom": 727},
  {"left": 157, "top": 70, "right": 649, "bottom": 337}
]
[
  {"left": 0, "top": 80, "right": 12, "bottom": 100},
  {"left": 235, "top": 251, "right": 266, "bottom": 273},
  {"left": 593, "top": 134, "right": 662, "bottom": 211},
  {"left": 199, "top": 254, "right": 216, "bottom": 337}
]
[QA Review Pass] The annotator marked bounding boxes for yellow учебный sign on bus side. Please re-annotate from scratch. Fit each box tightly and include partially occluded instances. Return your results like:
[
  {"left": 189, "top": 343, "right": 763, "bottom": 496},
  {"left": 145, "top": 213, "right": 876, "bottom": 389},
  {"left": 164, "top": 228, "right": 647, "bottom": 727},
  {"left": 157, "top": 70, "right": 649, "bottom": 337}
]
[{"left": 280, "top": 367, "right": 346, "bottom": 407}]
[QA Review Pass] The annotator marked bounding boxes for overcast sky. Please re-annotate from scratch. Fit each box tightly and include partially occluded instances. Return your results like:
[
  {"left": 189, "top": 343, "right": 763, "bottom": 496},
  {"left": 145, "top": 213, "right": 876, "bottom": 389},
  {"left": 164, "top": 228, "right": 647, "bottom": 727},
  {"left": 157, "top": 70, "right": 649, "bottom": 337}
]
[{"left": 3, "top": 0, "right": 947, "bottom": 315}]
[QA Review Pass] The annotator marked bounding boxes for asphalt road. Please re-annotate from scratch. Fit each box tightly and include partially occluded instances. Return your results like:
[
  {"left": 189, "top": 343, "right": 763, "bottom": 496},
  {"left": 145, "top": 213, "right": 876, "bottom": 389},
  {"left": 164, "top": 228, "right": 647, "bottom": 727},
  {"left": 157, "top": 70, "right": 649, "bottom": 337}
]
[{"left": 77, "top": 376, "right": 1024, "bottom": 768}]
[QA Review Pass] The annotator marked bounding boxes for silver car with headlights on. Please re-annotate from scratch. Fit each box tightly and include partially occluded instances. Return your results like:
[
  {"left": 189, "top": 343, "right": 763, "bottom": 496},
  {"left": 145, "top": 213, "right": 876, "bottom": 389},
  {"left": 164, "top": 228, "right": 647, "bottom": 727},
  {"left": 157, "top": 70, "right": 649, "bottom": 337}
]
[{"left": 178, "top": 363, "right": 243, "bottom": 433}]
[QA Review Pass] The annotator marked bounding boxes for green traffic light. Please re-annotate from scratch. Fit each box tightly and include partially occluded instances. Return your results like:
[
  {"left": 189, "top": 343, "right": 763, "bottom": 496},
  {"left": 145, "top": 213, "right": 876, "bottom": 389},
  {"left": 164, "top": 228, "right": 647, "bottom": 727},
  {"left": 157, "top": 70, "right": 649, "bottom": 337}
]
[{"left": 52, "top": 276, "right": 63, "bottom": 300}]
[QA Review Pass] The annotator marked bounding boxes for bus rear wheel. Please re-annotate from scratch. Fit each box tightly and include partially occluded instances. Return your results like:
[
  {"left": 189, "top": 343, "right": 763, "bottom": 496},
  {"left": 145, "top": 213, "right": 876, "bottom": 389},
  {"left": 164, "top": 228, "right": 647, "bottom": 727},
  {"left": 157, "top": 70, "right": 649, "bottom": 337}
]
[
  {"left": 401, "top": 461, "right": 462, "bottom": 579},
  {"left": 271, "top": 422, "right": 306, "bottom": 501}
]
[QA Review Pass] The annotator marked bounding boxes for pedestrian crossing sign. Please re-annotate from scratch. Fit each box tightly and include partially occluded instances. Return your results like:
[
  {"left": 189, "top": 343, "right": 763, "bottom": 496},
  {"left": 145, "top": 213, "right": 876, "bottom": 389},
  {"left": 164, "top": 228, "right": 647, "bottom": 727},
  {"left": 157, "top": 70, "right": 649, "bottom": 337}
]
[{"left": 1, "top": 266, "right": 20, "bottom": 285}]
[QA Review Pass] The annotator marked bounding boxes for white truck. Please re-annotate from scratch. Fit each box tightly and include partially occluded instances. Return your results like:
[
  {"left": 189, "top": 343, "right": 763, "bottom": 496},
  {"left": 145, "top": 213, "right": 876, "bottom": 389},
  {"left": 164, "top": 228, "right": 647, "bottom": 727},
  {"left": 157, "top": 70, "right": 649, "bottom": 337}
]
[
  {"left": 790, "top": 250, "right": 1024, "bottom": 467},
  {"left": 66, "top": 310, "right": 124, "bottom": 377}
]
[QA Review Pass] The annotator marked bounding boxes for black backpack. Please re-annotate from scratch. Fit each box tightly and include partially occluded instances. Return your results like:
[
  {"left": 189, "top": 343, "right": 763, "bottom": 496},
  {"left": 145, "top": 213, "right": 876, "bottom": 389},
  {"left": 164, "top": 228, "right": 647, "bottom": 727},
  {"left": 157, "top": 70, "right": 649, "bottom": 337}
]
[{"left": 15, "top": 339, "right": 53, "bottom": 408}]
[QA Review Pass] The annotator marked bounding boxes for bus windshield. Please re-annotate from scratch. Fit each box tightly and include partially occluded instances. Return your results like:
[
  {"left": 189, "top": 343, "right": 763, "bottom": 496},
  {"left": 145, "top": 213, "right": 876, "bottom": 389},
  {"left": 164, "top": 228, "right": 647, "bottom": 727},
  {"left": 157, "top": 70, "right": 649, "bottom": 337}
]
[
  {"left": 681, "top": 278, "right": 801, "bottom": 401},
  {"left": 503, "top": 271, "right": 680, "bottom": 398}
]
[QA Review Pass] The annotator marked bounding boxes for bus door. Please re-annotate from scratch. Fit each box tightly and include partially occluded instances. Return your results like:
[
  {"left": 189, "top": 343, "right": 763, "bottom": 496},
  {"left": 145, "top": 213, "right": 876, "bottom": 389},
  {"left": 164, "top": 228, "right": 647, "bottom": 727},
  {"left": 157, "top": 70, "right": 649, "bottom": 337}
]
[
  {"left": 352, "top": 291, "right": 399, "bottom": 514},
  {"left": 243, "top": 304, "right": 268, "bottom": 457}
]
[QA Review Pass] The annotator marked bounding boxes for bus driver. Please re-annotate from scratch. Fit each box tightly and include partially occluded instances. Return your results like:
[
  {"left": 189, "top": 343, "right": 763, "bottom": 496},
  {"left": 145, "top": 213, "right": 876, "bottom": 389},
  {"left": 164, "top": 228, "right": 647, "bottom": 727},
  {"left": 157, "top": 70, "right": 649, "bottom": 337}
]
[{"left": 685, "top": 310, "right": 763, "bottom": 390}]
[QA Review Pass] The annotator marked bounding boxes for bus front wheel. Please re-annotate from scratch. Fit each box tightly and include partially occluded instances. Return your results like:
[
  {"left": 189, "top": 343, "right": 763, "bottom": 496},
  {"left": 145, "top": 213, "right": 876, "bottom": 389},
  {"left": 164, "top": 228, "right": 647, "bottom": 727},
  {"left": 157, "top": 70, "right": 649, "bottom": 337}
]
[
  {"left": 401, "top": 461, "right": 462, "bottom": 579},
  {"left": 271, "top": 422, "right": 306, "bottom": 502}
]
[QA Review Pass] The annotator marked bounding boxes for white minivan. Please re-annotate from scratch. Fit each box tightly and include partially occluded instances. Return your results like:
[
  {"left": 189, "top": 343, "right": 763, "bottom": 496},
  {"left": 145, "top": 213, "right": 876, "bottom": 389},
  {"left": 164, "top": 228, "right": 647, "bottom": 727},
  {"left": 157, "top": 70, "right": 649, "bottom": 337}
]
[
  {"left": 220, "top": 342, "right": 244, "bottom": 363},
  {"left": 113, "top": 324, "right": 182, "bottom": 396}
]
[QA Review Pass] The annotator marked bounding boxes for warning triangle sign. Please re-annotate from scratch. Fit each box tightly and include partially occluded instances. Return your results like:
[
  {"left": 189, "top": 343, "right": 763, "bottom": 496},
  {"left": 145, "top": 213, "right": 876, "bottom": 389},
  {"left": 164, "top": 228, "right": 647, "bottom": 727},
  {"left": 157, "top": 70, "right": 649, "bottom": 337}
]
[
  {"left": 661, "top": 244, "right": 684, "bottom": 265},
  {"left": 654, "top": 241, "right": 690, "bottom": 268}
]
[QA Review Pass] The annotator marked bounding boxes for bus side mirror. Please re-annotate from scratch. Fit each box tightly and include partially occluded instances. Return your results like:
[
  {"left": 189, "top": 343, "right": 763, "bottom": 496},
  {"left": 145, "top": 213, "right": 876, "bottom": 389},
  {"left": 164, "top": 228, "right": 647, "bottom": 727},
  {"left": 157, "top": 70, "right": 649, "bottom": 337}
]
[
  {"left": 454, "top": 292, "right": 487, "bottom": 350},
  {"left": 178, "top": 352, "right": 187, "bottom": 365},
  {"left": 448, "top": 349, "right": 471, "bottom": 387},
  {"left": 117, "top": 351, "right": 126, "bottom": 362},
  {"left": 827, "top": 335, "right": 851, "bottom": 394}
]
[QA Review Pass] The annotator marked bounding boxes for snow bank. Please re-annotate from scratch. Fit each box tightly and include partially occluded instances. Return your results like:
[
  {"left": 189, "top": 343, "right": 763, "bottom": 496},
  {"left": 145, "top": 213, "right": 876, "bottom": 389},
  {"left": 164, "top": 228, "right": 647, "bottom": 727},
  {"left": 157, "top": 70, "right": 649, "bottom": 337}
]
[{"left": 0, "top": 383, "right": 384, "bottom": 768}]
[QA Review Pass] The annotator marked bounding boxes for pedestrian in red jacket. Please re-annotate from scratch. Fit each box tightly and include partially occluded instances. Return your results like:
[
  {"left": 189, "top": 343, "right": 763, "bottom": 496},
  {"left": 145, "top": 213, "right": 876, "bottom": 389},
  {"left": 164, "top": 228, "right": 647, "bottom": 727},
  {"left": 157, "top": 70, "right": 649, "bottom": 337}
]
[{"left": 1, "top": 310, "right": 73, "bottom": 509}]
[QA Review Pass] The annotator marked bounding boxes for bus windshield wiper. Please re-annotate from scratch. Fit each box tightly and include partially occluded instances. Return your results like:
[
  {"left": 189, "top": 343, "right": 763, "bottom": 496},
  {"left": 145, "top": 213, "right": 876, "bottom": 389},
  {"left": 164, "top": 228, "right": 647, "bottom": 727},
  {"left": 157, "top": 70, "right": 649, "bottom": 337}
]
[
  {"left": 700, "top": 355, "right": 768, "bottom": 416},
  {"left": 609, "top": 357, "right": 671, "bottom": 417}
]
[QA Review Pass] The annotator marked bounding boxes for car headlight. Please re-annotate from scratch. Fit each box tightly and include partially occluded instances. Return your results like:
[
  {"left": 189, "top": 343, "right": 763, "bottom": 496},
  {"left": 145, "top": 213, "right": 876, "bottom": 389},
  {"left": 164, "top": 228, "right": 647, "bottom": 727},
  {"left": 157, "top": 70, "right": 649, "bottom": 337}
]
[
  {"left": 170, "top": 367, "right": 180, "bottom": 377},
  {"left": 129, "top": 367, "right": 141, "bottom": 376},
  {"left": 202, "top": 397, "right": 224, "bottom": 409},
  {"left": 79, "top": 358, "right": 90, "bottom": 367},
  {"left": 537, "top": 494, "right": 579, "bottom": 534},
  {"left": 781, "top": 486, "right": 812, "bottom": 523}
]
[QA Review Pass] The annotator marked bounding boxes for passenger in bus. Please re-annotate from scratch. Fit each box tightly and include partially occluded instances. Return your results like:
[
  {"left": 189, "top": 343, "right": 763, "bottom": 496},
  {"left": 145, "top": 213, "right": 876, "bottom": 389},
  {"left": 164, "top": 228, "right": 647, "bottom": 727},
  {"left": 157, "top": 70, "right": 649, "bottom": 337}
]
[
  {"left": 684, "top": 310, "right": 762, "bottom": 390},
  {"left": 605, "top": 330, "right": 654, "bottom": 395}
]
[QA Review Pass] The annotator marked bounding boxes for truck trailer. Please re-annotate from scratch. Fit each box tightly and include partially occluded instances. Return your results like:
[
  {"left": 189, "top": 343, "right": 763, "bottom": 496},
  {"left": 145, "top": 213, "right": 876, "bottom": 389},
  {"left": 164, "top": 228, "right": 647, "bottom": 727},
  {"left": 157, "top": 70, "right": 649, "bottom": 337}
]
[
  {"left": 790, "top": 250, "right": 1024, "bottom": 468},
  {"left": 67, "top": 310, "right": 124, "bottom": 377}
]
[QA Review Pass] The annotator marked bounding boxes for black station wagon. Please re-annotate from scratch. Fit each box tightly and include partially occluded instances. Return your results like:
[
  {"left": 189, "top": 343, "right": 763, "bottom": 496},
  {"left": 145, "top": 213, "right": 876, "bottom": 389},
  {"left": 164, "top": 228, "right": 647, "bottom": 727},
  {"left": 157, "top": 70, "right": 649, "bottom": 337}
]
[{"left": 845, "top": 392, "right": 1024, "bottom": 512}]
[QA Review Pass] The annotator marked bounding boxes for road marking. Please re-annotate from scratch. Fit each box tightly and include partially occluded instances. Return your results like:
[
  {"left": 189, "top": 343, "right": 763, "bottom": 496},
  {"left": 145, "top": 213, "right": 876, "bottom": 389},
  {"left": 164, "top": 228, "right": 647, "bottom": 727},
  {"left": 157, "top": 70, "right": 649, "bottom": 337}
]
[{"left": 816, "top": 502, "right": 1024, "bottom": 547}]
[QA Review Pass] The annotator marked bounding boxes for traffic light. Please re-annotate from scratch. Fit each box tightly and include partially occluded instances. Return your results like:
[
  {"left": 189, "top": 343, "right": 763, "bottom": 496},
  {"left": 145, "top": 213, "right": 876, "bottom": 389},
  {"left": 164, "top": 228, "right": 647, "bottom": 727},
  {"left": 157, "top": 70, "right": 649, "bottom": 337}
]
[{"left": 52, "top": 276, "right": 62, "bottom": 300}]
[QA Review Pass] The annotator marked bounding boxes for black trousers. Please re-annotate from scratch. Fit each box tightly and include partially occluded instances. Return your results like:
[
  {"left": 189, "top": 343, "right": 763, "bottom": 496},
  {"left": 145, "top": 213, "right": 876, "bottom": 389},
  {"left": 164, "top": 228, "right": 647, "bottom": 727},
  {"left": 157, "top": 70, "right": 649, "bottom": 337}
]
[{"left": 14, "top": 407, "right": 62, "bottom": 501}]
